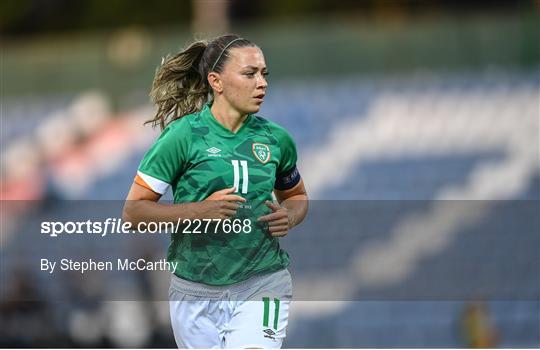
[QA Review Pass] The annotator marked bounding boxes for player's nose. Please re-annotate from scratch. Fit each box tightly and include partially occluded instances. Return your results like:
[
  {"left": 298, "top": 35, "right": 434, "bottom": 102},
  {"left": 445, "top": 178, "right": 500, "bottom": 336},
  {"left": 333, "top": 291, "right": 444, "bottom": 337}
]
[{"left": 256, "top": 73, "right": 268, "bottom": 89}]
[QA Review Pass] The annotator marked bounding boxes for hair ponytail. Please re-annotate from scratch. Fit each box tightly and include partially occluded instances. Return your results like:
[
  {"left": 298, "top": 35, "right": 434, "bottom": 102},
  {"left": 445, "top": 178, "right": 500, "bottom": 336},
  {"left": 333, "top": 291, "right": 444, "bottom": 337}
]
[
  {"left": 147, "top": 41, "right": 210, "bottom": 130},
  {"left": 146, "top": 35, "right": 256, "bottom": 130}
]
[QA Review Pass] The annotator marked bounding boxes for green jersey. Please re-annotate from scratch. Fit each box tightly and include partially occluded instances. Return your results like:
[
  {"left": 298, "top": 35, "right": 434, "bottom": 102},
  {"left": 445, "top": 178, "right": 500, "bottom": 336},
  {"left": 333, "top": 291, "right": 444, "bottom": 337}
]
[{"left": 137, "top": 104, "right": 298, "bottom": 285}]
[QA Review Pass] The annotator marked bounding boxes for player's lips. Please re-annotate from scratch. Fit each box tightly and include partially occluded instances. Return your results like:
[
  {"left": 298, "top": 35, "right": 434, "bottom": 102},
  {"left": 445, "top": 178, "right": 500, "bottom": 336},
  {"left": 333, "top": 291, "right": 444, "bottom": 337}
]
[{"left": 254, "top": 94, "right": 265, "bottom": 101}]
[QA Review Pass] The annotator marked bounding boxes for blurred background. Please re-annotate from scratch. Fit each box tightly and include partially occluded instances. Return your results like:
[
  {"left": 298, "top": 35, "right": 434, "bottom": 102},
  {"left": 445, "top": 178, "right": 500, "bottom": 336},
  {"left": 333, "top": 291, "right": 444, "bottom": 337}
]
[{"left": 1, "top": 0, "right": 539, "bottom": 347}]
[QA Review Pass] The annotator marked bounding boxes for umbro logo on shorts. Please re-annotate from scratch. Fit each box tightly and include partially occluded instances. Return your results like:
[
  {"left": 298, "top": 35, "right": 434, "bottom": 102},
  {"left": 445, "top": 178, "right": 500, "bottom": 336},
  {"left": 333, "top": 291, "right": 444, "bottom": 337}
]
[
  {"left": 206, "top": 147, "right": 222, "bottom": 157},
  {"left": 263, "top": 328, "right": 276, "bottom": 340}
]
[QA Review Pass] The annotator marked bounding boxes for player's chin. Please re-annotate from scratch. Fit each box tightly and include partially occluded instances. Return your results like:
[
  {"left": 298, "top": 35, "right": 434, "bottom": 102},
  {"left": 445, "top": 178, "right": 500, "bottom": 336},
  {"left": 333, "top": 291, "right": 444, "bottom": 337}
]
[{"left": 247, "top": 103, "right": 262, "bottom": 114}]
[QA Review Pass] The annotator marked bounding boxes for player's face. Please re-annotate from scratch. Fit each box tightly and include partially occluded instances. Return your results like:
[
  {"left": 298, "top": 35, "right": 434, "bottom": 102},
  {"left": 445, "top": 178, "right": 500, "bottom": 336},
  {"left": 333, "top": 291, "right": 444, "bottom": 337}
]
[{"left": 219, "top": 46, "right": 268, "bottom": 115}]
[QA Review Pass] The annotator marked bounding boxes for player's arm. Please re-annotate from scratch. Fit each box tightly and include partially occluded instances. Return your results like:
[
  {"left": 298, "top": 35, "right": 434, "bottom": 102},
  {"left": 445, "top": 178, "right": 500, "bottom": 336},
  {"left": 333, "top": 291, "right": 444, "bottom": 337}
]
[
  {"left": 122, "top": 182, "right": 245, "bottom": 227},
  {"left": 258, "top": 125, "right": 308, "bottom": 236},
  {"left": 258, "top": 175, "right": 308, "bottom": 237},
  {"left": 274, "top": 178, "right": 308, "bottom": 229}
]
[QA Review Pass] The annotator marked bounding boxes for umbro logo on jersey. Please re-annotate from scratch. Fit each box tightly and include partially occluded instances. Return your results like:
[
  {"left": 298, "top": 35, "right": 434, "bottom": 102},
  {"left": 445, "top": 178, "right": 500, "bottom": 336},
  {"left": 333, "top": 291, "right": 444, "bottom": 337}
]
[
  {"left": 206, "top": 147, "right": 222, "bottom": 157},
  {"left": 207, "top": 147, "right": 221, "bottom": 154},
  {"left": 263, "top": 328, "right": 276, "bottom": 340}
]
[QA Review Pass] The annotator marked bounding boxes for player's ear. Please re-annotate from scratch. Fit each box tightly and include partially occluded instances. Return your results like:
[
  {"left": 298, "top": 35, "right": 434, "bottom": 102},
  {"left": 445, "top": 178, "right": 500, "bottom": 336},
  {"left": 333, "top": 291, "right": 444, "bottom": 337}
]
[{"left": 207, "top": 72, "right": 223, "bottom": 93}]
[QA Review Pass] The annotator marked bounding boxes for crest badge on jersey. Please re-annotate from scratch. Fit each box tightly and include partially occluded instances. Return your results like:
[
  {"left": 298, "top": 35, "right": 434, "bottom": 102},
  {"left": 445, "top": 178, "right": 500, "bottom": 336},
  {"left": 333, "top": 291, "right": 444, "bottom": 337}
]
[{"left": 252, "top": 143, "right": 271, "bottom": 164}]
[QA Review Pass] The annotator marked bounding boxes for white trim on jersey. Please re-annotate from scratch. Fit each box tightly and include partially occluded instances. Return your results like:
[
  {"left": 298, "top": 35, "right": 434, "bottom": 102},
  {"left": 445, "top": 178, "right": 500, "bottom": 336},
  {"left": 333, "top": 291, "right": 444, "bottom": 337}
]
[{"left": 137, "top": 170, "right": 170, "bottom": 195}]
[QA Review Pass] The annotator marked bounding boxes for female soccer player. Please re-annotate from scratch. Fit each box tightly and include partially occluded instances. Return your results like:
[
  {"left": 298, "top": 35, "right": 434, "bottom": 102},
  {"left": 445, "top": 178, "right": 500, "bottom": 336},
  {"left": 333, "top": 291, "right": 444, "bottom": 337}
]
[{"left": 123, "top": 34, "right": 308, "bottom": 348}]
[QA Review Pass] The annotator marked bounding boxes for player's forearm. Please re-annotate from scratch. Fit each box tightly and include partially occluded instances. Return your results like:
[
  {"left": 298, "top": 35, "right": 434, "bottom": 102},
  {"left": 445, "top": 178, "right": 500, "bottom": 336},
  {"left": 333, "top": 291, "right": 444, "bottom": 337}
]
[
  {"left": 122, "top": 200, "right": 207, "bottom": 226},
  {"left": 281, "top": 194, "right": 308, "bottom": 228}
]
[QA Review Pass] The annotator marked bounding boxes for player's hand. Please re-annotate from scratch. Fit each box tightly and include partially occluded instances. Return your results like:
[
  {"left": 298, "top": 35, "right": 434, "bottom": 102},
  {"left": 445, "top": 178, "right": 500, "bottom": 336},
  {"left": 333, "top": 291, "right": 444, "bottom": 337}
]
[
  {"left": 257, "top": 200, "right": 290, "bottom": 237},
  {"left": 199, "top": 187, "right": 246, "bottom": 219}
]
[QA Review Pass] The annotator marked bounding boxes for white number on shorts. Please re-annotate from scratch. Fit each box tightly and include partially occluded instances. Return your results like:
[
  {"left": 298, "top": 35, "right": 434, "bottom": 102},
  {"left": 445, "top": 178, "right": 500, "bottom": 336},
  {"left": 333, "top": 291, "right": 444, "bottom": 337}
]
[{"left": 263, "top": 297, "right": 280, "bottom": 330}]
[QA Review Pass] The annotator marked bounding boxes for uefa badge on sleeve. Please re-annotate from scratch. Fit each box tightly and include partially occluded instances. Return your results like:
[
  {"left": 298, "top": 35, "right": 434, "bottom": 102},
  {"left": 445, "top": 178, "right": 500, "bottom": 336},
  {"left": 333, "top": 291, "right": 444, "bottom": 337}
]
[{"left": 252, "top": 143, "right": 271, "bottom": 164}]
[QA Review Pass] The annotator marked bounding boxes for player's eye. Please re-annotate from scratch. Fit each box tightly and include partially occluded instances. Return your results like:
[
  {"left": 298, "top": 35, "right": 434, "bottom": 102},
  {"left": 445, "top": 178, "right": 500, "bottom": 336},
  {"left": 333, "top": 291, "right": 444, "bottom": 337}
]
[
  {"left": 262, "top": 71, "right": 269, "bottom": 77},
  {"left": 244, "top": 72, "right": 256, "bottom": 77}
]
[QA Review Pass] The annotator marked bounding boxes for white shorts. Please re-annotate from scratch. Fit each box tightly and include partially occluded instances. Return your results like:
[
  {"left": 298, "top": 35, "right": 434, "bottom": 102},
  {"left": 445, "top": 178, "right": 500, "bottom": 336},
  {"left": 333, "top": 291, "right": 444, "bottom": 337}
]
[{"left": 169, "top": 269, "right": 292, "bottom": 349}]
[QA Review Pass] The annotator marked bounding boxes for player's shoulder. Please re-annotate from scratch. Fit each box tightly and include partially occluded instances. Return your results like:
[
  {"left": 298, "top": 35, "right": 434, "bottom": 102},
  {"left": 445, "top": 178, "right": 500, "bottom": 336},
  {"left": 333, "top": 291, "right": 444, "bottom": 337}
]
[{"left": 162, "top": 112, "right": 200, "bottom": 135}]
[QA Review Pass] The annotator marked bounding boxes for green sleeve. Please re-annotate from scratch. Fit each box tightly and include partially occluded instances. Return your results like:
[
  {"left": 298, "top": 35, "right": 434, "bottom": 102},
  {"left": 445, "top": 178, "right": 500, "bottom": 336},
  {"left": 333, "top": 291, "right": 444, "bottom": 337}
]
[
  {"left": 275, "top": 127, "right": 298, "bottom": 175},
  {"left": 137, "top": 118, "right": 191, "bottom": 190}
]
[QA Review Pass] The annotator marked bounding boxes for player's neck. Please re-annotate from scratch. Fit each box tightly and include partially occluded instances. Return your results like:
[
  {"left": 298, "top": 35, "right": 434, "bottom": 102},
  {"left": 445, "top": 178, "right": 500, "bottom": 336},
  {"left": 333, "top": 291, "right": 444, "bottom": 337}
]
[{"left": 210, "top": 100, "right": 248, "bottom": 133}]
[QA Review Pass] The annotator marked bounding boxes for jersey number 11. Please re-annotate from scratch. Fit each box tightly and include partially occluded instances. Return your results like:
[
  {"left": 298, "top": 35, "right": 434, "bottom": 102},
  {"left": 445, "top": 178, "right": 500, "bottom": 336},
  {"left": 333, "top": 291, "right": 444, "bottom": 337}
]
[{"left": 231, "top": 160, "right": 248, "bottom": 194}]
